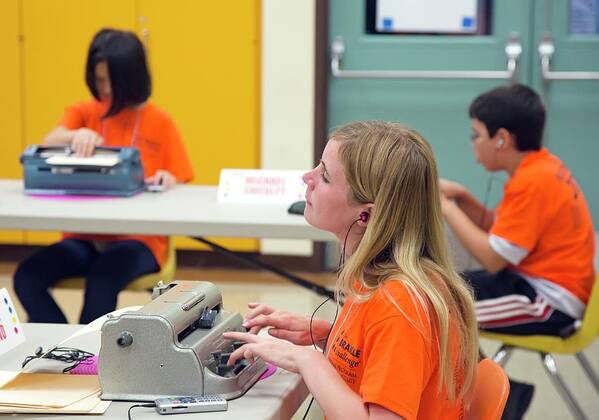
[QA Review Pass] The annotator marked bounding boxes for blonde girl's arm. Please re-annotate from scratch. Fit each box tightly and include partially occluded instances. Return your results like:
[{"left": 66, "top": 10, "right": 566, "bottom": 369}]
[
  {"left": 300, "top": 350, "right": 404, "bottom": 420},
  {"left": 222, "top": 331, "right": 403, "bottom": 420}
]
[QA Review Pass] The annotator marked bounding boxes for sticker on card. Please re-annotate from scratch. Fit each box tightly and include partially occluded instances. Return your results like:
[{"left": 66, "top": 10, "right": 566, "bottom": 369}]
[{"left": 0, "top": 288, "right": 25, "bottom": 357}]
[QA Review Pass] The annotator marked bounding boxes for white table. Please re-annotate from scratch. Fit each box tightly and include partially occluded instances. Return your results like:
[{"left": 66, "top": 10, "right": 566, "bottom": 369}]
[
  {"left": 0, "top": 323, "right": 309, "bottom": 419},
  {"left": 0, "top": 180, "right": 333, "bottom": 241},
  {"left": 0, "top": 179, "right": 336, "bottom": 297}
]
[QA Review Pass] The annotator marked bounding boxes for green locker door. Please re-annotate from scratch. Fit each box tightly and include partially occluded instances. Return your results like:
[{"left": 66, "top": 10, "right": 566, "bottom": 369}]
[
  {"left": 329, "top": 0, "right": 534, "bottom": 202},
  {"left": 531, "top": 0, "right": 599, "bottom": 223}
]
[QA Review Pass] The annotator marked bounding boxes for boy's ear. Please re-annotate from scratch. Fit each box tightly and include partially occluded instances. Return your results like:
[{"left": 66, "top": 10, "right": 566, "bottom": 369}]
[{"left": 495, "top": 128, "right": 515, "bottom": 149}]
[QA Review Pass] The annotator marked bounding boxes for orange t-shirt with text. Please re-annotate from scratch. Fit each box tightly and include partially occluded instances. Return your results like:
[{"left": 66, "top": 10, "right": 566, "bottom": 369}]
[
  {"left": 326, "top": 280, "right": 464, "bottom": 420},
  {"left": 60, "top": 100, "right": 194, "bottom": 267},
  {"left": 490, "top": 148, "right": 595, "bottom": 303}
]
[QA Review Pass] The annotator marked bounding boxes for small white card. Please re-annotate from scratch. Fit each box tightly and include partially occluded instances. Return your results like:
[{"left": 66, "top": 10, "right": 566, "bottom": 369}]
[
  {"left": 0, "top": 288, "right": 25, "bottom": 357},
  {"left": 217, "top": 169, "right": 306, "bottom": 204}
]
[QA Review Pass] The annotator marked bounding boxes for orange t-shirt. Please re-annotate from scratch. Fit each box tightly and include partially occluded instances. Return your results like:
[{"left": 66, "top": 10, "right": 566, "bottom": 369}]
[
  {"left": 490, "top": 148, "right": 595, "bottom": 303},
  {"left": 59, "top": 100, "right": 194, "bottom": 267},
  {"left": 326, "top": 280, "right": 464, "bottom": 420}
]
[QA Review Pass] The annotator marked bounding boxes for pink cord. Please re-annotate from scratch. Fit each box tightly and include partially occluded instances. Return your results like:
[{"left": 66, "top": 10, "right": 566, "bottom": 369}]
[{"left": 69, "top": 355, "right": 98, "bottom": 375}]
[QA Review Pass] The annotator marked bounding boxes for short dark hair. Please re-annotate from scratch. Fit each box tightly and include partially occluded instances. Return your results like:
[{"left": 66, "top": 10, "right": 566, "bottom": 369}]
[
  {"left": 85, "top": 28, "right": 151, "bottom": 118},
  {"left": 468, "top": 84, "right": 546, "bottom": 151}
]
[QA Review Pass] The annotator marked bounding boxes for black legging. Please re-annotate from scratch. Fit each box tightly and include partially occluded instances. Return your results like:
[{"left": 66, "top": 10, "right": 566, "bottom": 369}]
[{"left": 13, "top": 239, "right": 159, "bottom": 324}]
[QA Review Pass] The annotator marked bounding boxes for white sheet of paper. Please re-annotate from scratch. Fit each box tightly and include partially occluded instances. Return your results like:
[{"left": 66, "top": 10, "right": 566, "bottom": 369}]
[
  {"left": 46, "top": 155, "right": 119, "bottom": 167},
  {"left": 0, "top": 289, "right": 25, "bottom": 357}
]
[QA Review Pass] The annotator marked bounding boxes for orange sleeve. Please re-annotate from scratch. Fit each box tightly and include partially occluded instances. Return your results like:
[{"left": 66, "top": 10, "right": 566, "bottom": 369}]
[
  {"left": 490, "top": 180, "right": 546, "bottom": 251},
  {"left": 59, "top": 102, "right": 89, "bottom": 130},
  {"left": 359, "top": 315, "right": 431, "bottom": 420},
  {"left": 160, "top": 115, "right": 194, "bottom": 183}
]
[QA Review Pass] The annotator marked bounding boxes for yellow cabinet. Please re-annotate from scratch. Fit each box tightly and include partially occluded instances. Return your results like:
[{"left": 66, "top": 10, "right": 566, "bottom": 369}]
[
  {"left": 138, "top": 0, "right": 260, "bottom": 251},
  {"left": 0, "top": 0, "right": 24, "bottom": 243}
]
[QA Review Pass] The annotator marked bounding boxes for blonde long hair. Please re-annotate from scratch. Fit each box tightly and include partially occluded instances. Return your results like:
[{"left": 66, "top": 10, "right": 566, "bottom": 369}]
[{"left": 333, "top": 121, "right": 478, "bottom": 401}]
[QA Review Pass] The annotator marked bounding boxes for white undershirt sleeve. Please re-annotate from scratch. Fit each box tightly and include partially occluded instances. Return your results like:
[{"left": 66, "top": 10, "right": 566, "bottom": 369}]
[{"left": 489, "top": 234, "right": 529, "bottom": 265}]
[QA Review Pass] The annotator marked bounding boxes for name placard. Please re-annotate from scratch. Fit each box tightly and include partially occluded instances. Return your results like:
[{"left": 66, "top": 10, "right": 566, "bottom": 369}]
[
  {"left": 0, "top": 288, "right": 25, "bottom": 357},
  {"left": 217, "top": 169, "right": 306, "bottom": 204}
]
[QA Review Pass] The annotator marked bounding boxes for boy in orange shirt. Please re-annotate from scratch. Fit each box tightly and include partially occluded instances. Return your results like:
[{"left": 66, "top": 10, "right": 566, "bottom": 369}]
[
  {"left": 441, "top": 84, "right": 595, "bottom": 419},
  {"left": 441, "top": 84, "right": 595, "bottom": 336},
  {"left": 13, "top": 29, "right": 193, "bottom": 324}
]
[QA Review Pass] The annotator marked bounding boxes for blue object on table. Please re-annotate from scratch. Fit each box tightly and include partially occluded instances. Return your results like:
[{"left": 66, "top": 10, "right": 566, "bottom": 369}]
[{"left": 20, "top": 145, "right": 146, "bottom": 197}]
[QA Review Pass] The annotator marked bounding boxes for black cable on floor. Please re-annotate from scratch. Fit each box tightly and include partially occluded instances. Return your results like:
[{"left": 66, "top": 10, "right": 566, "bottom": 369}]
[{"left": 191, "top": 236, "right": 335, "bottom": 299}]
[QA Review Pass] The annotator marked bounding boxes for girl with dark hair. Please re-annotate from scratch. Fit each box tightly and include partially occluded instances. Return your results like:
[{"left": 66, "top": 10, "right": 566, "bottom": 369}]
[{"left": 13, "top": 28, "right": 194, "bottom": 324}]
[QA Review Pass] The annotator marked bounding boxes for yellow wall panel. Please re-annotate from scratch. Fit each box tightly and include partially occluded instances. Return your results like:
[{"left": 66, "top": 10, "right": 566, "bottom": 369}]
[
  {"left": 138, "top": 0, "right": 261, "bottom": 184},
  {"left": 0, "top": 0, "right": 23, "bottom": 179},
  {"left": 174, "top": 236, "right": 258, "bottom": 253},
  {"left": 138, "top": 0, "right": 260, "bottom": 251},
  {"left": 21, "top": 0, "right": 137, "bottom": 147},
  {"left": 25, "top": 231, "right": 62, "bottom": 245},
  {"left": 0, "top": 0, "right": 24, "bottom": 243}
]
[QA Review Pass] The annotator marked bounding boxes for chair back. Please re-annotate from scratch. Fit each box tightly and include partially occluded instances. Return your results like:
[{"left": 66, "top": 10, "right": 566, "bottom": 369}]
[
  {"left": 577, "top": 276, "right": 599, "bottom": 340},
  {"left": 466, "top": 359, "right": 510, "bottom": 420}
]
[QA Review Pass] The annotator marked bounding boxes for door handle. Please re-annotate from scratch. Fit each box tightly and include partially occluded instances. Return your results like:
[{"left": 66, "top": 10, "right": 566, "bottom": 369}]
[
  {"left": 539, "top": 35, "right": 599, "bottom": 81},
  {"left": 330, "top": 35, "right": 522, "bottom": 81}
]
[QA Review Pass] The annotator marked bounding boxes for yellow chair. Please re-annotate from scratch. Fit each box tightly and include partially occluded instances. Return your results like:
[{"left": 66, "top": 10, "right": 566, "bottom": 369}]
[
  {"left": 53, "top": 239, "right": 176, "bottom": 292},
  {"left": 480, "top": 276, "right": 599, "bottom": 420},
  {"left": 466, "top": 359, "right": 510, "bottom": 420}
]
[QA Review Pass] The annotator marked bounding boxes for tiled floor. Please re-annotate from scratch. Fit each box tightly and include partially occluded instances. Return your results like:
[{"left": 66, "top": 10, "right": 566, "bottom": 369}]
[{"left": 1, "top": 263, "right": 597, "bottom": 419}]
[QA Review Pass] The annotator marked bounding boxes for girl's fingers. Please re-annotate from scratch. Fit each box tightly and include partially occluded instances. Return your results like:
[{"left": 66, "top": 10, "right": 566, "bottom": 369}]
[
  {"left": 248, "top": 325, "right": 262, "bottom": 335},
  {"left": 223, "top": 331, "right": 259, "bottom": 343}
]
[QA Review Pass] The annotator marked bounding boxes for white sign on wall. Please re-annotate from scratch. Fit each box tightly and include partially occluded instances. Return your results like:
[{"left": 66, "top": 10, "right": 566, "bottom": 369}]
[
  {"left": 376, "top": 0, "right": 479, "bottom": 33},
  {"left": 0, "top": 288, "right": 25, "bottom": 357},
  {"left": 217, "top": 169, "right": 306, "bottom": 204}
]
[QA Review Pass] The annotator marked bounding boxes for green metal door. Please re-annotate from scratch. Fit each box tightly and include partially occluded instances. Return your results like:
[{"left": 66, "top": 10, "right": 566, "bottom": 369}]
[
  {"left": 329, "top": 0, "right": 534, "bottom": 205},
  {"left": 531, "top": 0, "right": 599, "bottom": 222}
]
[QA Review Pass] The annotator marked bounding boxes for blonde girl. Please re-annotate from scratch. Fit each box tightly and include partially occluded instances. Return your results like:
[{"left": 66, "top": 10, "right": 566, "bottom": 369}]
[{"left": 224, "top": 121, "right": 478, "bottom": 420}]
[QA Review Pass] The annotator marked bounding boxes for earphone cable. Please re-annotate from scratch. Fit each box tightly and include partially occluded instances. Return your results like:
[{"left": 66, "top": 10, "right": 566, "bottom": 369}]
[
  {"left": 303, "top": 216, "right": 359, "bottom": 419},
  {"left": 127, "top": 403, "right": 156, "bottom": 420},
  {"left": 22, "top": 346, "right": 95, "bottom": 373}
]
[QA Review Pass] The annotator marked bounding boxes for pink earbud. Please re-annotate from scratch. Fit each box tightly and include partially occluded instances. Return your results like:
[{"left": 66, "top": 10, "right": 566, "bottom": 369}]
[{"left": 359, "top": 212, "right": 369, "bottom": 222}]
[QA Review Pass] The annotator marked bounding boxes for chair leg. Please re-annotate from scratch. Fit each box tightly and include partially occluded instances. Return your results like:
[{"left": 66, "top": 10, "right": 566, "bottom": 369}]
[
  {"left": 541, "top": 353, "right": 588, "bottom": 420},
  {"left": 575, "top": 352, "right": 599, "bottom": 394},
  {"left": 492, "top": 344, "right": 513, "bottom": 368}
]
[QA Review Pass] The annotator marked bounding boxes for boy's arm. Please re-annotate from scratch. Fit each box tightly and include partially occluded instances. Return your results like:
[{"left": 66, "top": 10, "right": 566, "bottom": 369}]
[
  {"left": 442, "top": 197, "right": 508, "bottom": 273},
  {"left": 453, "top": 190, "right": 495, "bottom": 231},
  {"left": 440, "top": 179, "right": 494, "bottom": 231}
]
